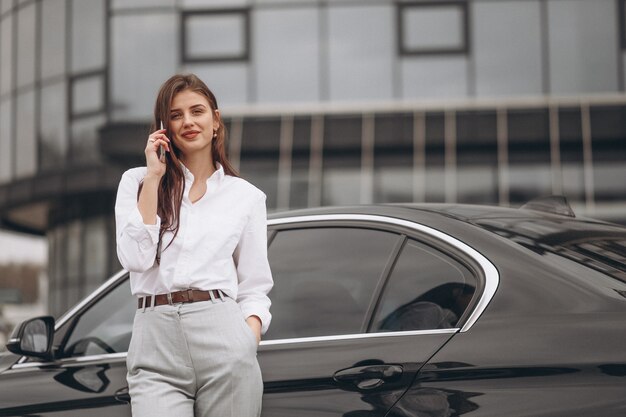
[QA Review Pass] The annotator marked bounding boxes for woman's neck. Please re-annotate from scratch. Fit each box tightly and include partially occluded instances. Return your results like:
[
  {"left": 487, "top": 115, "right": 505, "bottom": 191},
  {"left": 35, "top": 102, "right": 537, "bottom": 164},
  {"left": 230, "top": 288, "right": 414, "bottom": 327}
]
[{"left": 180, "top": 151, "right": 215, "bottom": 182}]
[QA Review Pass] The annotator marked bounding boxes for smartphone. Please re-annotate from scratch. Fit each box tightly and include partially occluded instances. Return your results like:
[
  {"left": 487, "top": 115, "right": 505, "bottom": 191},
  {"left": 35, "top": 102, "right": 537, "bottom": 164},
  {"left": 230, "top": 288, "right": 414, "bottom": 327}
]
[{"left": 158, "top": 121, "right": 166, "bottom": 162}]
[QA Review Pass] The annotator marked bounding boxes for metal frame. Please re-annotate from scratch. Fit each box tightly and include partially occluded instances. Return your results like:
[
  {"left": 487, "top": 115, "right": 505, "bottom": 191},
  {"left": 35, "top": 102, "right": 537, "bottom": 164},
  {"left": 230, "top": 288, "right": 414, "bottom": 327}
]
[
  {"left": 267, "top": 214, "right": 499, "bottom": 333},
  {"left": 68, "top": 69, "right": 106, "bottom": 119},
  {"left": 396, "top": 0, "right": 470, "bottom": 57},
  {"left": 180, "top": 8, "right": 251, "bottom": 64}
]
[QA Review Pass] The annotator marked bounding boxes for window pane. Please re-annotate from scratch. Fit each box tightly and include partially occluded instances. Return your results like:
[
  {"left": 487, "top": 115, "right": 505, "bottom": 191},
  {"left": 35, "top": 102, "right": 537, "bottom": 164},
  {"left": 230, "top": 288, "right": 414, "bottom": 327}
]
[
  {"left": 1, "top": 13, "right": 13, "bottom": 95},
  {"left": 47, "top": 228, "right": 58, "bottom": 318},
  {"left": 322, "top": 115, "right": 362, "bottom": 205},
  {"left": 559, "top": 107, "right": 584, "bottom": 203},
  {"left": 328, "top": 5, "right": 393, "bottom": 100},
  {"left": 108, "top": 215, "right": 122, "bottom": 275},
  {"left": 457, "top": 110, "right": 498, "bottom": 204},
  {"left": 425, "top": 112, "right": 445, "bottom": 202},
  {"left": 15, "top": 89, "right": 36, "bottom": 178},
  {"left": 70, "top": 114, "right": 105, "bottom": 164},
  {"left": 240, "top": 117, "right": 281, "bottom": 154},
  {"left": 50, "top": 225, "right": 66, "bottom": 318},
  {"left": 71, "top": 0, "right": 105, "bottom": 73},
  {"left": 65, "top": 220, "right": 82, "bottom": 308},
  {"left": 241, "top": 159, "right": 278, "bottom": 210},
  {"left": 508, "top": 108, "right": 552, "bottom": 204},
  {"left": 457, "top": 165, "right": 498, "bottom": 205},
  {"left": 255, "top": 7, "right": 319, "bottom": 103},
  {"left": 548, "top": 0, "right": 618, "bottom": 94},
  {"left": 185, "top": 12, "right": 246, "bottom": 60},
  {"left": 289, "top": 116, "right": 311, "bottom": 208},
  {"left": 401, "top": 57, "right": 468, "bottom": 100},
  {"left": 181, "top": 63, "right": 248, "bottom": 106},
  {"left": 41, "top": 0, "right": 66, "bottom": 79},
  {"left": 374, "top": 113, "right": 413, "bottom": 203},
  {"left": 372, "top": 239, "right": 476, "bottom": 332},
  {"left": 72, "top": 74, "right": 104, "bottom": 115},
  {"left": 322, "top": 166, "right": 361, "bottom": 205},
  {"left": 590, "top": 105, "right": 626, "bottom": 202},
  {"left": 0, "top": 99, "right": 12, "bottom": 182},
  {"left": 40, "top": 81, "right": 68, "bottom": 170},
  {"left": 239, "top": 118, "right": 280, "bottom": 210},
  {"left": 402, "top": 5, "right": 464, "bottom": 51},
  {"left": 111, "top": 12, "right": 178, "bottom": 120},
  {"left": 1, "top": 1, "right": 13, "bottom": 14},
  {"left": 63, "top": 279, "right": 135, "bottom": 357},
  {"left": 594, "top": 164, "right": 626, "bottom": 202},
  {"left": 473, "top": 1, "right": 542, "bottom": 96},
  {"left": 84, "top": 216, "right": 108, "bottom": 293},
  {"left": 266, "top": 227, "right": 399, "bottom": 340},
  {"left": 16, "top": 3, "right": 36, "bottom": 88}
]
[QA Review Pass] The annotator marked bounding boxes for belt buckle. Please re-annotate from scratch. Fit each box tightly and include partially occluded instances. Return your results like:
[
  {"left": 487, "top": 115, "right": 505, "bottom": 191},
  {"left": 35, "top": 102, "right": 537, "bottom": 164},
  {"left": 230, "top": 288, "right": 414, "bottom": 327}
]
[{"left": 167, "top": 292, "right": 173, "bottom": 305}]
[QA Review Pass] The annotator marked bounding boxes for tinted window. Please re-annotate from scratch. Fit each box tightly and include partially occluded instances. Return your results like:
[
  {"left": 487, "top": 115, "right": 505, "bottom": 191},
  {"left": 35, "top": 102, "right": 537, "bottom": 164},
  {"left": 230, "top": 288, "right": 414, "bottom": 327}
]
[
  {"left": 556, "top": 239, "right": 626, "bottom": 283},
  {"left": 475, "top": 218, "right": 626, "bottom": 283},
  {"left": 372, "top": 239, "right": 476, "bottom": 332},
  {"left": 266, "top": 227, "right": 399, "bottom": 340},
  {"left": 62, "top": 279, "right": 135, "bottom": 357}
]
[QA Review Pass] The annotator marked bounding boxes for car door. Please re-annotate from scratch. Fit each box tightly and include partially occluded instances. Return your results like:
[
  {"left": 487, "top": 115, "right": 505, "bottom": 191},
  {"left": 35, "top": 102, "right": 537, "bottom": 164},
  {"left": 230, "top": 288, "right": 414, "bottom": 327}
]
[
  {"left": 259, "top": 217, "right": 480, "bottom": 417},
  {"left": 0, "top": 274, "right": 134, "bottom": 417}
]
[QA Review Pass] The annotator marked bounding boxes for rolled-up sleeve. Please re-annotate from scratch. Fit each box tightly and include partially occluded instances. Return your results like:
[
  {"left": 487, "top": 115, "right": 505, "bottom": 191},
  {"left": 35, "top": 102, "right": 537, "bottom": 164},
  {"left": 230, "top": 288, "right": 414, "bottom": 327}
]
[
  {"left": 233, "top": 193, "right": 274, "bottom": 334},
  {"left": 115, "top": 170, "right": 161, "bottom": 273}
]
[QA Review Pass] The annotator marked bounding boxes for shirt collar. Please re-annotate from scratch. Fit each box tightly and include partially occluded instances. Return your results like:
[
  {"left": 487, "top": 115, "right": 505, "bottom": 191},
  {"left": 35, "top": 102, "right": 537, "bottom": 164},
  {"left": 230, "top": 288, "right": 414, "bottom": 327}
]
[
  {"left": 213, "top": 162, "right": 225, "bottom": 182},
  {"left": 179, "top": 161, "right": 224, "bottom": 183}
]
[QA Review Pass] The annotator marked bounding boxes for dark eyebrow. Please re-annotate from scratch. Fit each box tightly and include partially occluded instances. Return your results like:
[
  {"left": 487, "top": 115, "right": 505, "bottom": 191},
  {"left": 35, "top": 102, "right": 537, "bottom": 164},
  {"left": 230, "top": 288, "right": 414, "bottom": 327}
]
[{"left": 170, "top": 104, "right": 207, "bottom": 113}]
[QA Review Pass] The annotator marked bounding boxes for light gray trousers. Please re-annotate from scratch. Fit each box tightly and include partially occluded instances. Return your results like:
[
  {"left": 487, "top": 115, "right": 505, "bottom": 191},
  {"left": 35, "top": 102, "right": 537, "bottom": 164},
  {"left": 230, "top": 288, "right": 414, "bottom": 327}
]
[{"left": 126, "top": 296, "right": 262, "bottom": 417}]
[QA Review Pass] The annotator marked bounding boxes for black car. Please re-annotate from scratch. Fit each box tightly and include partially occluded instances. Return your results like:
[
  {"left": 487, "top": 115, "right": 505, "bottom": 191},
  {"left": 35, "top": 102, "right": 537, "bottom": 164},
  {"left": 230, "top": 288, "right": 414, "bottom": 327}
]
[{"left": 2, "top": 200, "right": 626, "bottom": 416}]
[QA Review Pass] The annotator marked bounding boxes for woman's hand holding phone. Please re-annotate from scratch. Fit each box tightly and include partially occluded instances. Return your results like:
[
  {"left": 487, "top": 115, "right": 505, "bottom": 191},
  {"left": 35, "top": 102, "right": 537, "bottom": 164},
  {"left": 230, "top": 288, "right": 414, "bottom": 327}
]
[{"left": 145, "top": 126, "right": 170, "bottom": 179}]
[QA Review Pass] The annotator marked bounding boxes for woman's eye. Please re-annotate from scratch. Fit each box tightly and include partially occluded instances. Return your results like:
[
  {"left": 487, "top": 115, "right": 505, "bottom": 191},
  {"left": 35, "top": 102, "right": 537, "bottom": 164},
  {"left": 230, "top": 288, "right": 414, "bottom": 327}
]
[
  {"left": 193, "top": 109, "right": 203, "bottom": 115},
  {"left": 170, "top": 114, "right": 181, "bottom": 120}
]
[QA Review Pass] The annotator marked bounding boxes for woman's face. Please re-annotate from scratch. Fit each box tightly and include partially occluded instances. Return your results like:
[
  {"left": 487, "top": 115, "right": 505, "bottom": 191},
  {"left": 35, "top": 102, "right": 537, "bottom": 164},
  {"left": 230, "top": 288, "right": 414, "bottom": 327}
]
[{"left": 168, "top": 89, "right": 219, "bottom": 158}]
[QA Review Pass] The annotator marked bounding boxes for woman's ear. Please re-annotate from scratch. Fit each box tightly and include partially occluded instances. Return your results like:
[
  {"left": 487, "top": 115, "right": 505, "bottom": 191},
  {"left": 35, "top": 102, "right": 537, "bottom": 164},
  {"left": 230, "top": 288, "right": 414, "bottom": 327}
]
[{"left": 213, "top": 109, "right": 221, "bottom": 131}]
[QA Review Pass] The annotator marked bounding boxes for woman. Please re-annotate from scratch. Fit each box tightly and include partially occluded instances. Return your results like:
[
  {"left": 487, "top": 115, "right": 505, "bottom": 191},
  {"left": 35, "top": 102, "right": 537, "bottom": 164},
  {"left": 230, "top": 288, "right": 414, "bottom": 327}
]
[{"left": 115, "top": 74, "right": 272, "bottom": 417}]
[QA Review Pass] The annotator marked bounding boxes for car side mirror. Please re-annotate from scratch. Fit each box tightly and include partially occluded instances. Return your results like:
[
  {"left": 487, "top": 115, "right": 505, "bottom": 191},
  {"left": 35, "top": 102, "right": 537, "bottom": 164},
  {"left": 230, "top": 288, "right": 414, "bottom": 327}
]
[{"left": 6, "top": 316, "right": 55, "bottom": 360}]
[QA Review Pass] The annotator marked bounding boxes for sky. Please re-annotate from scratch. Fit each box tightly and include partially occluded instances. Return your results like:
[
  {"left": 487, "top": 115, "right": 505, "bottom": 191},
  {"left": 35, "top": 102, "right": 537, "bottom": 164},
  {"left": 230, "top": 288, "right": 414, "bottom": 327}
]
[{"left": 0, "top": 231, "right": 47, "bottom": 265}]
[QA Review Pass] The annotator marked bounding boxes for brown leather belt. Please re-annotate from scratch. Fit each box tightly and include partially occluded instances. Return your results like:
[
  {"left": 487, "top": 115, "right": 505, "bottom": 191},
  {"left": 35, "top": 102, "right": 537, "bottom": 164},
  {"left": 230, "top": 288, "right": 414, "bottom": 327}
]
[{"left": 137, "top": 289, "right": 224, "bottom": 309}]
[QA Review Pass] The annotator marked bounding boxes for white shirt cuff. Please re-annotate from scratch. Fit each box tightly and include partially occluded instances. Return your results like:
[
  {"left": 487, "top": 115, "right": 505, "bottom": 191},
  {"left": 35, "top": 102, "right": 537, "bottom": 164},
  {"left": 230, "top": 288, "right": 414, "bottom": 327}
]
[
  {"left": 240, "top": 303, "right": 272, "bottom": 335},
  {"left": 125, "top": 206, "right": 161, "bottom": 249}
]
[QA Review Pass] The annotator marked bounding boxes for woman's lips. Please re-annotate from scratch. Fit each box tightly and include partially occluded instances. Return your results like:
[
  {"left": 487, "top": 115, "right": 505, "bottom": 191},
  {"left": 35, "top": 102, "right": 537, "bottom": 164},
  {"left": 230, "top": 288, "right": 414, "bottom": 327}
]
[{"left": 182, "top": 131, "right": 199, "bottom": 139}]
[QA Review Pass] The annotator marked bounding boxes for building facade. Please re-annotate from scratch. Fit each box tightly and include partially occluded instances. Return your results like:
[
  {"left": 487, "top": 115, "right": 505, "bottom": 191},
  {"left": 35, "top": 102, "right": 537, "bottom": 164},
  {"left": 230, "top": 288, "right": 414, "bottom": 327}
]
[{"left": 0, "top": 0, "right": 625, "bottom": 316}]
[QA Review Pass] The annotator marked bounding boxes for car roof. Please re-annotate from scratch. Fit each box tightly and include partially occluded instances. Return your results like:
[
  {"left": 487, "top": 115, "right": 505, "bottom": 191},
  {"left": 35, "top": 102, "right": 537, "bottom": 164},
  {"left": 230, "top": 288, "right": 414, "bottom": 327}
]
[
  {"left": 268, "top": 202, "right": 620, "bottom": 232},
  {"left": 268, "top": 203, "right": 626, "bottom": 283}
]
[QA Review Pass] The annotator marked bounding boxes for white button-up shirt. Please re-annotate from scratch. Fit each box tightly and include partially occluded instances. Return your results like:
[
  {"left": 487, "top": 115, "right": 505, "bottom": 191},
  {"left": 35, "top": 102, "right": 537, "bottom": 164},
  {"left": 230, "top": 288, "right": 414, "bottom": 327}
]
[{"left": 115, "top": 163, "right": 273, "bottom": 333}]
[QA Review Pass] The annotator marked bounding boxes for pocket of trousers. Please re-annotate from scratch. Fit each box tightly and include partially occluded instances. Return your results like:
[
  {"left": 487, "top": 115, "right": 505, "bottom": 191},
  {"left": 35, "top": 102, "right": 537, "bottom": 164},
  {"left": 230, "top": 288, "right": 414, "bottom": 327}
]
[{"left": 240, "top": 316, "right": 259, "bottom": 348}]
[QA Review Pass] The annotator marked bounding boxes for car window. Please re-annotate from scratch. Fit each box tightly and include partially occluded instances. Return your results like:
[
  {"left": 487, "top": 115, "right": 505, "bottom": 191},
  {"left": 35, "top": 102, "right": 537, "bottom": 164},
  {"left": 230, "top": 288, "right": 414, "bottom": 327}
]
[
  {"left": 61, "top": 279, "right": 135, "bottom": 358},
  {"left": 557, "top": 238, "right": 626, "bottom": 282},
  {"left": 265, "top": 227, "right": 399, "bottom": 340},
  {"left": 371, "top": 238, "right": 476, "bottom": 332}
]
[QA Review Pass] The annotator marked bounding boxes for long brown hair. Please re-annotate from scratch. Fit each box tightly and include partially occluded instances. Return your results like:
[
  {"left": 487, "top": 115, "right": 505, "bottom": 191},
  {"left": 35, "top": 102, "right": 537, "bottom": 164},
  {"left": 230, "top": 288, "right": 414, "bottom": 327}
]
[{"left": 143, "top": 74, "right": 239, "bottom": 263}]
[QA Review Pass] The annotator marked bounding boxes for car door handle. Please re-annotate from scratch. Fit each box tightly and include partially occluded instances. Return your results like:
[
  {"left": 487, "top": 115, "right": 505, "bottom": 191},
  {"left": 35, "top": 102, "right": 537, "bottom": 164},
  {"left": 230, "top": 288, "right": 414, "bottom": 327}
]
[
  {"left": 333, "top": 364, "right": 403, "bottom": 390},
  {"left": 114, "top": 386, "right": 130, "bottom": 403}
]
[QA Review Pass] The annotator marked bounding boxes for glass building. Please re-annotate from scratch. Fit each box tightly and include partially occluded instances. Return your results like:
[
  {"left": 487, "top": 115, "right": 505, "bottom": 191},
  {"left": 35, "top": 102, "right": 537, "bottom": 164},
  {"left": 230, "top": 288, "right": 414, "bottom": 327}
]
[{"left": 0, "top": 0, "right": 625, "bottom": 316}]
